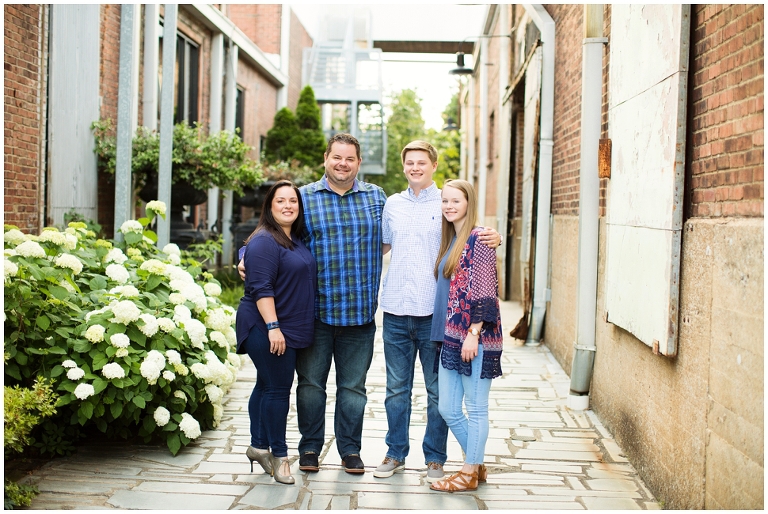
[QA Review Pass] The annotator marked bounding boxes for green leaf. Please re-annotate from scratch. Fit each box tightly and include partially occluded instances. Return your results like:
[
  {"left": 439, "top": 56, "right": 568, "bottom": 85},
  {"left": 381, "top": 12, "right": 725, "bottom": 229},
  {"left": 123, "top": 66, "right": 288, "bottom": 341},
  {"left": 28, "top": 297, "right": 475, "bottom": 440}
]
[
  {"left": 138, "top": 217, "right": 151, "bottom": 227},
  {"left": 163, "top": 422, "right": 178, "bottom": 432},
  {"left": 57, "top": 394, "right": 74, "bottom": 407},
  {"left": 36, "top": 315, "right": 51, "bottom": 330},
  {"left": 96, "top": 418, "right": 108, "bottom": 432},
  {"left": 110, "top": 402, "right": 123, "bottom": 419},
  {"left": 72, "top": 339, "right": 91, "bottom": 353},
  {"left": 92, "top": 353, "right": 108, "bottom": 371},
  {"left": 145, "top": 275, "right": 163, "bottom": 291},
  {"left": 47, "top": 345, "right": 67, "bottom": 355},
  {"left": 126, "top": 326, "right": 147, "bottom": 347},
  {"left": 89, "top": 276, "right": 108, "bottom": 290},
  {"left": 92, "top": 378, "right": 108, "bottom": 394},
  {"left": 48, "top": 285, "right": 69, "bottom": 300},
  {"left": 132, "top": 396, "right": 146, "bottom": 409},
  {"left": 143, "top": 230, "right": 158, "bottom": 243},
  {"left": 124, "top": 232, "right": 143, "bottom": 245},
  {"left": 55, "top": 327, "right": 73, "bottom": 339},
  {"left": 167, "top": 433, "right": 181, "bottom": 455},
  {"left": 15, "top": 351, "right": 28, "bottom": 366},
  {"left": 79, "top": 401, "right": 94, "bottom": 420},
  {"left": 143, "top": 414, "right": 157, "bottom": 433},
  {"left": 5, "top": 363, "right": 22, "bottom": 380},
  {"left": 50, "top": 365, "right": 65, "bottom": 378}
]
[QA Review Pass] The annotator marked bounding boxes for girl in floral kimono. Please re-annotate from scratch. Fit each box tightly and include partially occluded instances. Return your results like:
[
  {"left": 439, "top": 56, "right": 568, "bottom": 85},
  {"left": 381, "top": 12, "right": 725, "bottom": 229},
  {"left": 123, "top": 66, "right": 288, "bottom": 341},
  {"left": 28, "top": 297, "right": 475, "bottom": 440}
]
[{"left": 429, "top": 179, "right": 503, "bottom": 492}]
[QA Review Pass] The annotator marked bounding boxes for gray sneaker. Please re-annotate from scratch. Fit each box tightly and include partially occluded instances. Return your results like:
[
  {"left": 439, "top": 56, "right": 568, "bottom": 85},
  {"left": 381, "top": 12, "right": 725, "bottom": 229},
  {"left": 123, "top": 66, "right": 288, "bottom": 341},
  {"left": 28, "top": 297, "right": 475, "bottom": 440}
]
[
  {"left": 426, "top": 462, "right": 445, "bottom": 483},
  {"left": 373, "top": 457, "right": 405, "bottom": 478}
]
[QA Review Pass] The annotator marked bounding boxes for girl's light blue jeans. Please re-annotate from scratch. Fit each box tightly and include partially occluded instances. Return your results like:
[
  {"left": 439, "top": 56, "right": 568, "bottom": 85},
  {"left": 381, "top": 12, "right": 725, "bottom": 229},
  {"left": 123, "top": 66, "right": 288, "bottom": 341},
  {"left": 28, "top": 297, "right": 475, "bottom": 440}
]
[{"left": 437, "top": 343, "right": 492, "bottom": 464}]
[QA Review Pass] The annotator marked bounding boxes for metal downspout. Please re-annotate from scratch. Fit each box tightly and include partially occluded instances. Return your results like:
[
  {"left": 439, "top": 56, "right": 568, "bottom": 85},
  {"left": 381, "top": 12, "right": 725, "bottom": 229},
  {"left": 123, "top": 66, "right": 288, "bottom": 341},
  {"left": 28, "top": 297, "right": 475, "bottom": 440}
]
[
  {"left": 523, "top": 5, "right": 555, "bottom": 346},
  {"left": 568, "top": 7, "right": 607, "bottom": 411}
]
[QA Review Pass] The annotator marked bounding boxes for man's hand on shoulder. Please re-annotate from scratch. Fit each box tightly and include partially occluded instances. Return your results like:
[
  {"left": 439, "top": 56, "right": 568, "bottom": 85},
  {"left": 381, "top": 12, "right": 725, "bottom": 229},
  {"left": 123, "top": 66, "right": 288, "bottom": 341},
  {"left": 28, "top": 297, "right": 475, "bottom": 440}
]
[
  {"left": 478, "top": 227, "right": 503, "bottom": 248},
  {"left": 238, "top": 258, "right": 246, "bottom": 281}
]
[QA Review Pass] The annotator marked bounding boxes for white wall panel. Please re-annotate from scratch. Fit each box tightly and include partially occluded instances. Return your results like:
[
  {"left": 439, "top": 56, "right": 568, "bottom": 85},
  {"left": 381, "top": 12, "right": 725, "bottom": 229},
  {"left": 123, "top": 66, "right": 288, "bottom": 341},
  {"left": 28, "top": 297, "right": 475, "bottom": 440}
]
[
  {"left": 48, "top": 5, "right": 101, "bottom": 226},
  {"left": 605, "top": 5, "right": 690, "bottom": 356}
]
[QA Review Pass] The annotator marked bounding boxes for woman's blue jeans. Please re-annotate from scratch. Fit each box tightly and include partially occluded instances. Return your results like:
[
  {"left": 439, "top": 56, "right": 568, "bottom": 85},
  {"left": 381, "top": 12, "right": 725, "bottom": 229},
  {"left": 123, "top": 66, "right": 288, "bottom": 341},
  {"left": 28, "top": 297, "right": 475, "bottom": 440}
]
[
  {"left": 245, "top": 326, "right": 297, "bottom": 458},
  {"left": 296, "top": 319, "right": 375, "bottom": 459},
  {"left": 438, "top": 343, "right": 492, "bottom": 465},
  {"left": 382, "top": 313, "right": 448, "bottom": 465}
]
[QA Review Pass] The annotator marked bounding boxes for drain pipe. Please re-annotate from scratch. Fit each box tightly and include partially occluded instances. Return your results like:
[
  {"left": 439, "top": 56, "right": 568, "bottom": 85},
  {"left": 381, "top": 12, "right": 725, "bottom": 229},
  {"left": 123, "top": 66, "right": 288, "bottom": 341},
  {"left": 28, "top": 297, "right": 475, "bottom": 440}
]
[
  {"left": 523, "top": 5, "right": 555, "bottom": 346},
  {"left": 568, "top": 6, "right": 606, "bottom": 411}
]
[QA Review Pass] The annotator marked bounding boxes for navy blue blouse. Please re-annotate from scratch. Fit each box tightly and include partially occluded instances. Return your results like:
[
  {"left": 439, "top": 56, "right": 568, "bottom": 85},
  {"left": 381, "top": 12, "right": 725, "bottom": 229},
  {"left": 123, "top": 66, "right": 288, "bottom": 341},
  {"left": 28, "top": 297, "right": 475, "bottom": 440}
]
[{"left": 236, "top": 231, "right": 317, "bottom": 353}]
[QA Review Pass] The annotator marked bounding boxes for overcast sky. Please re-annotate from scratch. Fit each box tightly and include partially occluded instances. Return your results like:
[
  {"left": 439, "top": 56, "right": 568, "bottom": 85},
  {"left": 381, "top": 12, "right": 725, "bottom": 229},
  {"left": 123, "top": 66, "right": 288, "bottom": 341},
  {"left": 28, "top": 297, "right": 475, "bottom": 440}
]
[{"left": 290, "top": 3, "right": 487, "bottom": 130}]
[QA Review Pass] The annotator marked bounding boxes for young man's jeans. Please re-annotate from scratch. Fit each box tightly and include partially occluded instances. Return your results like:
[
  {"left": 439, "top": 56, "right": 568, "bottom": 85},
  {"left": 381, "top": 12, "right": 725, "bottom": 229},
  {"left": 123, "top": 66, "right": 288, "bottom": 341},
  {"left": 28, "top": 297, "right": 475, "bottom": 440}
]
[
  {"left": 296, "top": 319, "right": 375, "bottom": 459},
  {"left": 382, "top": 313, "right": 448, "bottom": 465},
  {"left": 438, "top": 343, "right": 492, "bottom": 464},
  {"left": 245, "top": 326, "right": 297, "bottom": 458}
]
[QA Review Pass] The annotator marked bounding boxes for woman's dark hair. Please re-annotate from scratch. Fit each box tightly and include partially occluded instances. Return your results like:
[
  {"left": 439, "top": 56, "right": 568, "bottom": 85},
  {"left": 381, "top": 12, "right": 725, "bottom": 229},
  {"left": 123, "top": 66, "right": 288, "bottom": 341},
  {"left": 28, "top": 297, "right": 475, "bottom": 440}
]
[{"left": 244, "top": 180, "right": 305, "bottom": 249}]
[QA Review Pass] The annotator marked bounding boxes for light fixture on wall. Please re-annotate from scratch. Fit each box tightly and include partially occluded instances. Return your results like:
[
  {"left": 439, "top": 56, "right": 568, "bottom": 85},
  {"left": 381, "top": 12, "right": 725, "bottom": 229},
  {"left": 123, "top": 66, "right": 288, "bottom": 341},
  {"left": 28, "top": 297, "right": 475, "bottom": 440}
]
[{"left": 449, "top": 30, "right": 517, "bottom": 76}]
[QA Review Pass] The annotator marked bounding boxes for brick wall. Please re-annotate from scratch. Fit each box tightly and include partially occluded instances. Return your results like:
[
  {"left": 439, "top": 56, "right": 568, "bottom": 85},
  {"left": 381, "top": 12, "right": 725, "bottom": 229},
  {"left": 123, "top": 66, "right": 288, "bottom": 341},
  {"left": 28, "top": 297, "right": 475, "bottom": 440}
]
[
  {"left": 485, "top": 8, "right": 502, "bottom": 218},
  {"left": 688, "top": 4, "right": 764, "bottom": 218},
  {"left": 599, "top": 6, "right": 611, "bottom": 217},
  {"left": 227, "top": 4, "right": 281, "bottom": 55},
  {"left": 4, "top": 4, "right": 43, "bottom": 232},
  {"left": 547, "top": 4, "right": 583, "bottom": 216},
  {"left": 235, "top": 59, "right": 278, "bottom": 159},
  {"left": 287, "top": 9, "right": 313, "bottom": 110}
]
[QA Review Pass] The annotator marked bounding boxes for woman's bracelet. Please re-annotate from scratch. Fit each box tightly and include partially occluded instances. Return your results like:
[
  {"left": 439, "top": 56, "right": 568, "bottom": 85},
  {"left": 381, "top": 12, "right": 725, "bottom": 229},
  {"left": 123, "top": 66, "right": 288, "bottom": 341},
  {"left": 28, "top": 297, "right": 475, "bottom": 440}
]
[{"left": 266, "top": 321, "right": 280, "bottom": 331}]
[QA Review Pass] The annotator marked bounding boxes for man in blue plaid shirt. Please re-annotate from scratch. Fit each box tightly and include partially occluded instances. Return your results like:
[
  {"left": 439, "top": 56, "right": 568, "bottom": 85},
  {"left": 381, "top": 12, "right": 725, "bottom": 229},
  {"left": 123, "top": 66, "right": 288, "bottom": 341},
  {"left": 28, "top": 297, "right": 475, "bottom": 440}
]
[{"left": 295, "top": 133, "right": 386, "bottom": 474}]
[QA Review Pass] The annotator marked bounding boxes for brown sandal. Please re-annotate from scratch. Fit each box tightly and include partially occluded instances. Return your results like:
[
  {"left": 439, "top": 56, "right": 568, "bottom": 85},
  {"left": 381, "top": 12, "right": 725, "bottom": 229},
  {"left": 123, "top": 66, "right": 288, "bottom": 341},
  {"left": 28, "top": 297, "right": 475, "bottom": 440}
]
[
  {"left": 478, "top": 464, "right": 487, "bottom": 483},
  {"left": 430, "top": 470, "right": 479, "bottom": 492}
]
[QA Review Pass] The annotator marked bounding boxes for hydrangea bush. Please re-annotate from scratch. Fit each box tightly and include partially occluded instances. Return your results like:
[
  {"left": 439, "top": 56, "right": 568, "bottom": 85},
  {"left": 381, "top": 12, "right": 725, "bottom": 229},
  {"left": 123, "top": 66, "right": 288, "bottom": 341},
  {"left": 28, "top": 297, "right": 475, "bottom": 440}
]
[{"left": 3, "top": 203, "right": 241, "bottom": 455}]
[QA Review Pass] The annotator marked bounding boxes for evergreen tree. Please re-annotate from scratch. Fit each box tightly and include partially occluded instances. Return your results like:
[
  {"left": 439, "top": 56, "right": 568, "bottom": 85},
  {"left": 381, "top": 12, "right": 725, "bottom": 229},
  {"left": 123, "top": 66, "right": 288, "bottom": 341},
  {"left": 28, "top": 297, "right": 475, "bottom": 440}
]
[
  {"left": 290, "top": 86, "right": 326, "bottom": 168},
  {"left": 264, "top": 107, "right": 298, "bottom": 162}
]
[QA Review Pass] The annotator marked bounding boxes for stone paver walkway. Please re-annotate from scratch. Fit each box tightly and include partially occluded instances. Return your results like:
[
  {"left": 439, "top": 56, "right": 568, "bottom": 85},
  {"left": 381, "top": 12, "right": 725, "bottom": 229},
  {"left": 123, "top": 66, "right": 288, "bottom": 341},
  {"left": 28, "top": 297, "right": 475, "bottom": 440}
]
[{"left": 24, "top": 299, "right": 659, "bottom": 510}]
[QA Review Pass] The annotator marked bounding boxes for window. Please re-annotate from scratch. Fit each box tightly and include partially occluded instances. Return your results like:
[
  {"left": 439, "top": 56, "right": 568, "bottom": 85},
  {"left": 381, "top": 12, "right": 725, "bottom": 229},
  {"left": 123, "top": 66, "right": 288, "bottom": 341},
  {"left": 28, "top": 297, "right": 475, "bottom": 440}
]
[
  {"left": 235, "top": 86, "right": 245, "bottom": 137},
  {"left": 158, "top": 26, "right": 199, "bottom": 125}
]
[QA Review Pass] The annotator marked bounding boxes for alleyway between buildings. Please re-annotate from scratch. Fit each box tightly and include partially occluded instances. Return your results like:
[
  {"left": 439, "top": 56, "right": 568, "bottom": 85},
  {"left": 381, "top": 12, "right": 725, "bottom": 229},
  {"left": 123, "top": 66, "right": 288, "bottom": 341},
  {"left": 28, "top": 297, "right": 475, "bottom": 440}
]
[{"left": 22, "top": 299, "right": 660, "bottom": 510}]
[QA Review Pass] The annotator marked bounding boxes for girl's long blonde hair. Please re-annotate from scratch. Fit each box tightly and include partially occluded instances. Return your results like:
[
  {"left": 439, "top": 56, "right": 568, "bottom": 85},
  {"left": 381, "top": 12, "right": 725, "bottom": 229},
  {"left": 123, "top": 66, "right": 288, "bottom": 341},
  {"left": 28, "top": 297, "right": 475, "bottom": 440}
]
[{"left": 434, "top": 179, "right": 478, "bottom": 279}]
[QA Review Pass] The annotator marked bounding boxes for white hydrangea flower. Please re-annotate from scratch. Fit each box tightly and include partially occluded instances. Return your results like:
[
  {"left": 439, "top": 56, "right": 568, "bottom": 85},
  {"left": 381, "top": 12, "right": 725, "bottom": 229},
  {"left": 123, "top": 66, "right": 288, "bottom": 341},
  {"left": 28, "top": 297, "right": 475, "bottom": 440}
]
[
  {"left": 105, "top": 263, "right": 130, "bottom": 284},
  {"left": 146, "top": 349, "right": 166, "bottom": 367},
  {"left": 54, "top": 254, "right": 83, "bottom": 275},
  {"left": 4, "top": 249, "right": 18, "bottom": 257},
  {"left": 105, "top": 248, "right": 128, "bottom": 264},
  {"left": 62, "top": 359, "right": 77, "bottom": 368},
  {"left": 179, "top": 412, "right": 201, "bottom": 439},
  {"left": 153, "top": 406, "right": 171, "bottom": 427},
  {"left": 126, "top": 247, "right": 141, "bottom": 258},
  {"left": 4, "top": 259, "right": 18, "bottom": 279},
  {"left": 162, "top": 370, "right": 175, "bottom": 381},
  {"left": 169, "top": 279, "right": 187, "bottom": 292},
  {"left": 74, "top": 383, "right": 95, "bottom": 400},
  {"left": 120, "top": 220, "right": 143, "bottom": 234},
  {"left": 184, "top": 318, "right": 208, "bottom": 349},
  {"left": 85, "top": 324, "right": 106, "bottom": 343},
  {"left": 204, "top": 309, "right": 231, "bottom": 332},
  {"left": 115, "top": 348, "right": 129, "bottom": 358},
  {"left": 15, "top": 240, "right": 46, "bottom": 258},
  {"left": 169, "top": 293, "right": 186, "bottom": 305},
  {"left": 212, "top": 404, "right": 223, "bottom": 426},
  {"left": 204, "top": 351, "right": 235, "bottom": 387},
  {"left": 209, "top": 331, "right": 228, "bottom": 349},
  {"left": 205, "top": 384, "right": 224, "bottom": 403},
  {"left": 173, "top": 305, "right": 192, "bottom": 323},
  {"left": 173, "top": 390, "right": 187, "bottom": 401},
  {"left": 102, "top": 362, "right": 126, "bottom": 380},
  {"left": 168, "top": 254, "right": 181, "bottom": 266},
  {"left": 111, "top": 300, "right": 141, "bottom": 325},
  {"left": 223, "top": 326, "right": 237, "bottom": 348},
  {"left": 227, "top": 353, "right": 242, "bottom": 368},
  {"left": 119, "top": 285, "right": 140, "bottom": 298},
  {"left": 157, "top": 317, "right": 176, "bottom": 333},
  {"left": 110, "top": 333, "right": 130, "bottom": 349},
  {"left": 164, "top": 264, "right": 194, "bottom": 284},
  {"left": 190, "top": 362, "right": 210, "bottom": 381},
  {"left": 174, "top": 363, "right": 189, "bottom": 376},
  {"left": 146, "top": 200, "right": 167, "bottom": 217},
  {"left": 165, "top": 349, "right": 182, "bottom": 365},
  {"left": 63, "top": 233, "right": 78, "bottom": 250},
  {"left": 4, "top": 229, "right": 27, "bottom": 245},
  {"left": 67, "top": 367, "right": 85, "bottom": 381},
  {"left": 138, "top": 313, "right": 159, "bottom": 337},
  {"left": 140, "top": 259, "right": 166, "bottom": 275},
  {"left": 162, "top": 243, "right": 181, "bottom": 256},
  {"left": 204, "top": 283, "right": 222, "bottom": 297},
  {"left": 39, "top": 229, "right": 67, "bottom": 246},
  {"left": 140, "top": 360, "right": 162, "bottom": 385}
]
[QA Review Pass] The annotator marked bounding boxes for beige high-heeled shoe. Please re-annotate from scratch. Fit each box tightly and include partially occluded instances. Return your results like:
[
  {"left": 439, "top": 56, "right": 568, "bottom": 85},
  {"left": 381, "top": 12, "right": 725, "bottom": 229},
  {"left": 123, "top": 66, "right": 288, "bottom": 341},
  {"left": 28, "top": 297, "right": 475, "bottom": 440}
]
[
  {"left": 246, "top": 446, "right": 273, "bottom": 475},
  {"left": 270, "top": 453, "right": 295, "bottom": 485}
]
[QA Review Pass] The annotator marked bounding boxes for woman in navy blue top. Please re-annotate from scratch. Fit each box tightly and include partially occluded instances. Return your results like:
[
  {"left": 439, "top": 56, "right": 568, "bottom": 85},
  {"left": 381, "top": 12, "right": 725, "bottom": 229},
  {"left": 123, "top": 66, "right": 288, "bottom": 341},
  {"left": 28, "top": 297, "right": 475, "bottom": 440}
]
[{"left": 236, "top": 180, "right": 316, "bottom": 485}]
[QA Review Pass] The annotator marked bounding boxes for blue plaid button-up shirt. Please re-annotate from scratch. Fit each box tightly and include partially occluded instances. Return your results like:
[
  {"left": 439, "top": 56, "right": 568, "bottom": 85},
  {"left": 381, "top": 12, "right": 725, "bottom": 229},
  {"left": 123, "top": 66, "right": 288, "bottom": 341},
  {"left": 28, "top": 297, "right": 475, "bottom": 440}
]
[{"left": 300, "top": 176, "right": 387, "bottom": 326}]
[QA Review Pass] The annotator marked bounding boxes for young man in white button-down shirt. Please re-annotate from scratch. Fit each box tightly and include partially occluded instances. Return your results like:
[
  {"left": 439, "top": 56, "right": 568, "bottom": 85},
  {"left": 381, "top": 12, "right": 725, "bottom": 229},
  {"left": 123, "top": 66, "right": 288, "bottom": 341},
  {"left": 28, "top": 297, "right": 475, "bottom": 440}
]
[{"left": 374, "top": 141, "right": 501, "bottom": 482}]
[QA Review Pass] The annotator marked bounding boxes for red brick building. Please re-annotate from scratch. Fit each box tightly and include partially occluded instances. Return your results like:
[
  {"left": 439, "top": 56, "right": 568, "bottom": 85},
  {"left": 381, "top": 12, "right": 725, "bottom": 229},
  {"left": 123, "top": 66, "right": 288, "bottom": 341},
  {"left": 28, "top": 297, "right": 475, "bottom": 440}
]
[
  {"left": 4, "top": 4, "right": 312, "bottom": 238},
  {"left": 462, "top": 4, "right": 763, "bottom": 509}
]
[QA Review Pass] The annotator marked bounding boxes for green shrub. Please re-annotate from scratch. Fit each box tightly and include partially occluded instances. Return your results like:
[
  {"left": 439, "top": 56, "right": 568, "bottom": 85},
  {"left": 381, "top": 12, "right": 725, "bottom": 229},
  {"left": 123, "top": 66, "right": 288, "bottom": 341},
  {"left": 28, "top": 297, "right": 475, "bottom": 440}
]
[
  {"left": 4, "top": 479, "right": 37, "bottom": 510},
  {"left": 3, "top": 202, "right": 242, "bottom": 456},
  {"left": 4, "top": 377, "right": 57, "bottom": 455}
]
